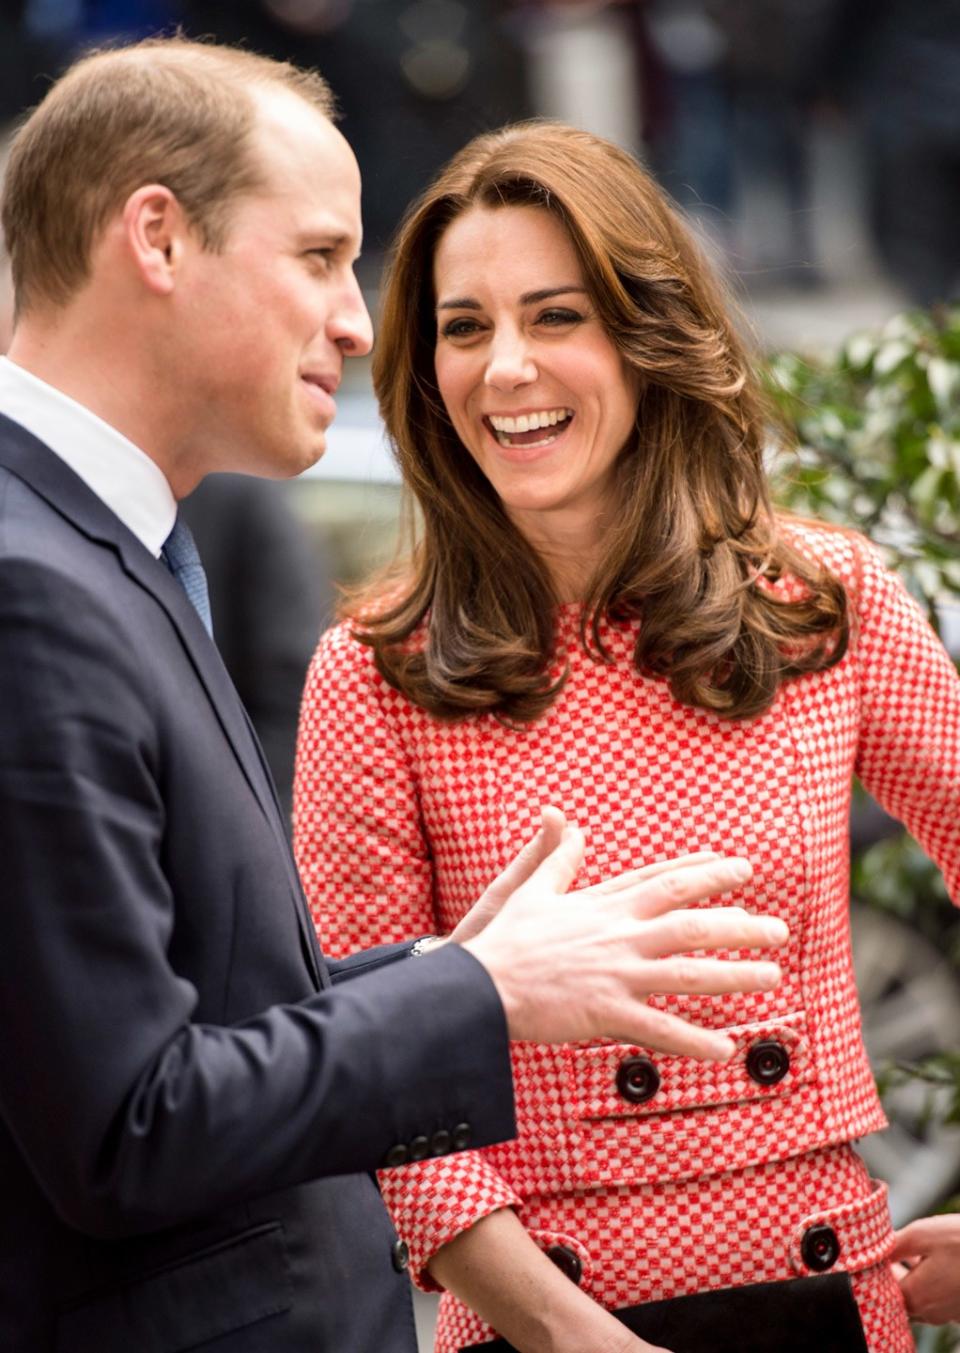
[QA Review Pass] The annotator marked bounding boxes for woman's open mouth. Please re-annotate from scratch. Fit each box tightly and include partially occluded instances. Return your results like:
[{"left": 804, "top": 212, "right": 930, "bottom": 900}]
[{"left": 484, "top": 408, "right": 574, "bottom": 450}]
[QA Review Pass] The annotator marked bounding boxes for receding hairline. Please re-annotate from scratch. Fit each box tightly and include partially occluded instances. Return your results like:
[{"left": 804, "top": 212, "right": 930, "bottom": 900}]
[{"left": 52, "top": 36, "right": 337, "bottom": 114}]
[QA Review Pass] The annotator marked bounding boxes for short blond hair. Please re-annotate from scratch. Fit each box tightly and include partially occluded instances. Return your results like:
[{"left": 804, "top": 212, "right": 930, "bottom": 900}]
[{"left": 1, "top": 36, "right": 336, "bottom": 316}]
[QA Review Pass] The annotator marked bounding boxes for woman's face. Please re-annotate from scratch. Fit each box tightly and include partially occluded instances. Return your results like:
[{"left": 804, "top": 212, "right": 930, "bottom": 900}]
[{"left": 432, "top": 204, "right": 640, "bottom": 545}]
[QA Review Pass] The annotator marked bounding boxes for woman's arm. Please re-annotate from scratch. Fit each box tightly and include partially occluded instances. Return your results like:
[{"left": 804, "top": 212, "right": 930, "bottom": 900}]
[
  {"left": 294, "top": 627, "right": 536, "bottom": 1286},
  {"left": 429, "top": 1208, "right": 667, "bottom": 1353},
  {"left": 852, "top": 537, "right": 960, "bottom": 901},
  {"left": 294, "top": 625, "right": 437, "bottom": 953}
]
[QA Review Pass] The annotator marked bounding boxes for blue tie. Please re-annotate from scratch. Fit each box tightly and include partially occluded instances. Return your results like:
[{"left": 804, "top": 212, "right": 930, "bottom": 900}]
[{"left": 161, "top": 515, "right": 213, "bottom": 637}]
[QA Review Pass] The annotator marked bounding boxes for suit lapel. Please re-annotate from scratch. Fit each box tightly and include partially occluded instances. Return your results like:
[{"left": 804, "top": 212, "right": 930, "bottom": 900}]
[{"left": 0, "top": 416, "right": 325, "bottom": 987}]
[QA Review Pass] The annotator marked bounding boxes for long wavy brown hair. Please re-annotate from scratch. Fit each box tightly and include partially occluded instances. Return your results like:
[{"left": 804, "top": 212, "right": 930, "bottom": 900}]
[{"left": 355, "top": 121, "right": 847, "bottom": 722}]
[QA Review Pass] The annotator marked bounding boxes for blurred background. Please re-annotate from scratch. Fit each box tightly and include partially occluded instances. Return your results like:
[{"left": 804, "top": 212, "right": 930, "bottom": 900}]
[{"left": 1, "top": 3, "right": 958, "bottom": 1349}]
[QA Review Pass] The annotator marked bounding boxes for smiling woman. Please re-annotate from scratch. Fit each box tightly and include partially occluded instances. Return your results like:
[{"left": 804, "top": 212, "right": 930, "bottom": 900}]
[
  {"left": 432, "top": 204, "right": 639, "bottom": 575},
  {"left": 294, "top": 121, "right": 960, "bottom": 1353},
  {"left": 344, "top": 121, "right": 847, "bottom": 724}
]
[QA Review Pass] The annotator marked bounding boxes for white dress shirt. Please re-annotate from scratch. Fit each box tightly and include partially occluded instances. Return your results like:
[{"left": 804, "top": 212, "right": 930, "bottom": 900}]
[{"left": 0, "top": 356, "right": 176, "bottom": 556}]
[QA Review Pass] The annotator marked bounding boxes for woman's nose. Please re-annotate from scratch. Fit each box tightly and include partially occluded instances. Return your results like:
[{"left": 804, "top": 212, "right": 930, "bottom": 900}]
[{"left": 484, "top": 333, "right": 537, "bottom": 391}]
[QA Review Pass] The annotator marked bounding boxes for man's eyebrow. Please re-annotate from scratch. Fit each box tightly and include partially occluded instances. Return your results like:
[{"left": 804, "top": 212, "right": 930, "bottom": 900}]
[
  {"left": 298, "top": 231, "right": 353, "bottom": 250},
  {"left": 436, "top": 285, "right": 588, "bottom": 311}
]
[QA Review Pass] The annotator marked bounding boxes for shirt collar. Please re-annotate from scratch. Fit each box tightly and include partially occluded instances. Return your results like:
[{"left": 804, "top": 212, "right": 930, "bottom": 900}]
[{"left": 0, "top": 356, "right": 177, "bottom": 557}]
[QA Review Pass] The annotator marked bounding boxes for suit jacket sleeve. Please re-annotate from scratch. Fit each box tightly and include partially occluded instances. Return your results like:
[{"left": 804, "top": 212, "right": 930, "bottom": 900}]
[
  {"left": 0, "top": 557, "right": 516, "bottom": 1241},
  {"left": 295, "top": 625, "right": 526, "bottom": 1286}
]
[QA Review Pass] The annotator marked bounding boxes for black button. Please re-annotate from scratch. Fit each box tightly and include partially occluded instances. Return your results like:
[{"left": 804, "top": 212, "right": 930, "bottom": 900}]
[
  {"left": 745, "top": 1040, "right": 791, "bottom": 1086},
  {"left": 409, "top": 1135, "right": 430, "bottom": 1162},
  {"left": 430, "top": 1129, "right": 452, "bottom": 1157},
  {"left": 391, "top": 1240, "right": 410, "bottom": 1273},
  {"left": 452, "top": 1122, "right": 472, "bottom": 1151},
  {"left": 801, "top": 1224, "right": 840, "bottom": 1273},
  {"left": 616, "top": 1055, "right": 660, "bottom": 1104},
  {"left": 384, "top": 1143, "right": 409, "bottom": 1168},
  {"left": 546, "top": 1244, "right": 583, "bottom": 1285}
]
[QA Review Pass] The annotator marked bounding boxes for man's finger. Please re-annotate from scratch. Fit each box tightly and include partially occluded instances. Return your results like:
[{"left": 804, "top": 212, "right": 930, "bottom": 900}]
[
  {"left": 588, "top": 852, "right": 723, "bottom": 896},
  {"left": 636, "top": 905, "right": 789, "bottom": 958},
  {"left": 523, "top": 823, "right": 586, "bottom": 895},
  {"left": 480, "top": 807, "right": 567, "bottom": 908},
  {"left": 617, "top": 856, "right": 761, "bottom": 921},
  {"left": 631, "top": 955, "right": 782, "bottom": 995},
  {"left": 607, "top": 1002, "right": 738, "bottom": 1061}
]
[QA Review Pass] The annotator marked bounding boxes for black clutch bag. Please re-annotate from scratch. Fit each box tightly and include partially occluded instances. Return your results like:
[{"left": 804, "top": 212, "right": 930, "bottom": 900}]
[{"left": 461, "top": 1272, "right": 870, "bottom": 1352}]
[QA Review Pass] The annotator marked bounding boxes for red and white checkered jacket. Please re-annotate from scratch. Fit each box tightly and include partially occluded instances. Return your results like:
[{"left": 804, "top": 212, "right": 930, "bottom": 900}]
[{"left": 295, "top": 526, "right": 959, "bottom": 1352}]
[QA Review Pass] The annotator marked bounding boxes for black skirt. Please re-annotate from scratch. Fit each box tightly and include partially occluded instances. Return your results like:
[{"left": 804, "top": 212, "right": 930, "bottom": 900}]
[{"left": 461, "top": 1273, "right": 870, "bottom": 1352}]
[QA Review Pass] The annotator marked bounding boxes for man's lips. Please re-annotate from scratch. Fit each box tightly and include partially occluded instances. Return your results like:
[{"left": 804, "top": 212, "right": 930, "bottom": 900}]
[{"left": 300, "top": 373, "right": 339, "bottom": 423}]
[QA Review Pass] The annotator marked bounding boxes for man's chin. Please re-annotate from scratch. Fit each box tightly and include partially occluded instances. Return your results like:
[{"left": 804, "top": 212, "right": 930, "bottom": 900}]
[{"left": 279, "top": 432, "right": 328, "bottom": 480}]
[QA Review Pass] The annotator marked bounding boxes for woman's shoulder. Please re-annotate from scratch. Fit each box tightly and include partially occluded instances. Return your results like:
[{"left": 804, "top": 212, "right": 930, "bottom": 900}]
[
  {"left": 774, "top": 516, "right": 883, "bottom": 590},
  {"left": 311, "top": 616, "right": 368, "bottom": 664},
  {"left": 307, "top": 610, "right": 431, "bottom": 707}
]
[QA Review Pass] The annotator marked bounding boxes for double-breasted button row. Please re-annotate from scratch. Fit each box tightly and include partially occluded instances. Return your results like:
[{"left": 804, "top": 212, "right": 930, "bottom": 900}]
[
  {"left": 616, "top": 1055, "right": 660, "bottom": 1104},
  {"left": 745, "top": 1039, "right": 791, "bottom": 1086},
  {"left": 383, "top": 1122, "right": 471, "bottom": 1168},
  {"left": 546, "top": 1243, "right": 583, "bottom": 1285},
  {"left": 801, "top": 1223, "right": 840, "bottom": 1272},
  {"left": 614, "top": 1038, "right": 792, "bottom": 1107}
]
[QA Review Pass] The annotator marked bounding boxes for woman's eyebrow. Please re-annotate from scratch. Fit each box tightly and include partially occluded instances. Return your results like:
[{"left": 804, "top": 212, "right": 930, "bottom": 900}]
[
  {"left": 436, "top": 285, "right": 588, "bottom": 311},
  {"left": 520, "top": 286, "right": 588, "bottom": 304},
  {"left": 436, "top": 296, "right": 482, "bottom": 311}
]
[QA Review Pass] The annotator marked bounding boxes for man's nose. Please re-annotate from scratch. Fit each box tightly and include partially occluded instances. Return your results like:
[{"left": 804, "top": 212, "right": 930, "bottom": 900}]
[
  {"left": 484, "top": 331, "right": 537, "bottom": 391},
  {"left": 329, "top": 270, "right": 374, "bottom": 357}
]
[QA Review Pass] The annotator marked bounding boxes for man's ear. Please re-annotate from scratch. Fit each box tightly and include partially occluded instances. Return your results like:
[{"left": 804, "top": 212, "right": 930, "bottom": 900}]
[{"left": 121, "top": 185, "right": 190, "bottom": 296}]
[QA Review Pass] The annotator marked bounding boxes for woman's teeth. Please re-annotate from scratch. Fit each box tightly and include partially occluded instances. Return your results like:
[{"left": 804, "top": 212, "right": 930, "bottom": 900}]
[{"left": 488, "top": 409, "right": 573, "bottom": 447}]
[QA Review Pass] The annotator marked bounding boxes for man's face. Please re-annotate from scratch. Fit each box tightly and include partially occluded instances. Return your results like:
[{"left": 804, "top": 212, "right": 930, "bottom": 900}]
[{"left": 171, "top": 88, "right": 372, "bottom": 482}]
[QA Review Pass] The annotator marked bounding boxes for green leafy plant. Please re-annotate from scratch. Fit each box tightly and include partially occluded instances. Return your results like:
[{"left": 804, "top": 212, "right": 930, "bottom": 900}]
[{"left": 764, "top": 306, "right": 960, "bottom": 622}]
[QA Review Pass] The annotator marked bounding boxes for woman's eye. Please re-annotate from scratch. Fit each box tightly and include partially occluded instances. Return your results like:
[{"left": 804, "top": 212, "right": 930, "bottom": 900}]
[
  {"left": 441, "top": 317, "right": 483, "bottom": 339},
  {"left": 538, "top": 308, "right": 582, "bottom": 327}
]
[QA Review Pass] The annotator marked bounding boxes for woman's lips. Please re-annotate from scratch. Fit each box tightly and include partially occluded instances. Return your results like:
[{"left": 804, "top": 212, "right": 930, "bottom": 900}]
[{"left": 482, "top": 412, "right": 575, "bottom": 454}]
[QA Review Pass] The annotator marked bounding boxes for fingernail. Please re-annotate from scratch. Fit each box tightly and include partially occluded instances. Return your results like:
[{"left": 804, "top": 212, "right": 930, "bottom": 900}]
[
  {"left": 729, "top": 858, "right": 752, "bottom": 883},
  {"left": 756, "top": 962, "right": 781, "bottom": 988},
  {"left": 764, "top": 919, "right": 789, "bottom": 945},
  {"left": 708, "top": 1035, "right": 736, "bottom": 1061}
]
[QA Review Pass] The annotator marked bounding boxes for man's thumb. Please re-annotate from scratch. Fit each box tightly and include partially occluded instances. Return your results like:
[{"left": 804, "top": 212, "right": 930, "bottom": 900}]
[{"left": 528, "top": 824, "right": 585, "bottom": 895}]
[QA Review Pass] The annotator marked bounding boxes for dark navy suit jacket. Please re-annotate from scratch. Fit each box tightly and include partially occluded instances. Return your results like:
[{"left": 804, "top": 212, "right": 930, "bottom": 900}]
[{"left": 0, "top": 414, "right": 516, "bottom": 1352}]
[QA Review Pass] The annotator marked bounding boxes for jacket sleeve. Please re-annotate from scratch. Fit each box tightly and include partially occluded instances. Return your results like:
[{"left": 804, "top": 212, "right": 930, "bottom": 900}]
[
  {"left": 851, "top": 537, "right": 960, "bottom": 902},
  {"left": 0, "top": 560, "right": 516, "bottom": 1240},
  {"left": 294, "top": 626, "right": 525, "bottom": 1285}
]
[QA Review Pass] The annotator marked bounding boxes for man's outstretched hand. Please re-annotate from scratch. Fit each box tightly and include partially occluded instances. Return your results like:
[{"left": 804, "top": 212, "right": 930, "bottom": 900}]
[{"left": 455, "top": 809, "right": 787, "bottom": 1059}]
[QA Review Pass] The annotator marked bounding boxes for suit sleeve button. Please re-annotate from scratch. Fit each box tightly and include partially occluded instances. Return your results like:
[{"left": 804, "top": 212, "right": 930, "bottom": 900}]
[
  {"left": 452, "top": 1122, "right": 472, "bottom": 1151},
  {"left": 383, "top": 1144, "right": 409, "bottom": 1168},
  {"left": 615, "top": 1055, "right": 660, "bottom": 1104},
  {"left": 746, "top": 1039, "right": 791, "bottom": 1086},
  {"left": 801, "top": 1224, "right": 840, "bottom": 1272},
  {"left": 546, "top": 1244, "right": 583, "bottom": 1285},
  {"left": 409, "top": 1135, "right": 430, "bottom": 1161},
  {"left": 430, "top": 1129, "right": 452, "bottom": 1157},
  {"left": 391, "top": 1240, "right": 410, "bottom": 1272}
]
